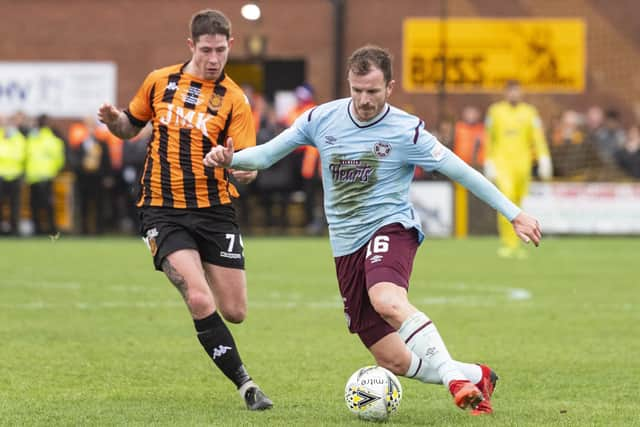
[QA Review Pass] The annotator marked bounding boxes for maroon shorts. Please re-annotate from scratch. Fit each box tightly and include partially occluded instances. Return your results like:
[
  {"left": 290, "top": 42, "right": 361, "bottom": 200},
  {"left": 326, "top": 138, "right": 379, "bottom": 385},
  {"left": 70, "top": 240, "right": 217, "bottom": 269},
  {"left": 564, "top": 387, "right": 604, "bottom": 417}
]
[{"left": 334, "top": 223, "right": 420, "bottom": 348}]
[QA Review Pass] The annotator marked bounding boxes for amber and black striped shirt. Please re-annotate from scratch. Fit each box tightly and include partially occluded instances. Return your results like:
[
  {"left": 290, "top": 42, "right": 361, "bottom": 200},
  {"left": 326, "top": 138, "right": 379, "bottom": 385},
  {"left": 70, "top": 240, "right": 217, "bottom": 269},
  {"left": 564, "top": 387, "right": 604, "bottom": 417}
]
[{"left": 125, "top": 63, "right": 255, "bottom": 208}]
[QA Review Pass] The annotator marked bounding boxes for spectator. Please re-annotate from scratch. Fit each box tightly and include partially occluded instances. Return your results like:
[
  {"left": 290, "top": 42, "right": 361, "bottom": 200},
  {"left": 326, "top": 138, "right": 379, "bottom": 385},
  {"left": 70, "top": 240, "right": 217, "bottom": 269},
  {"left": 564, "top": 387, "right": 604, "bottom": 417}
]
[
  {"left": 615, "top": 125, "right": 640, "bottom": 178},
  {"left": 94, "top": 124, "right": 124, "bottom": 232},
  {"left": 121, "top": 123, "right": 152, "bottom": 233},
  {"left": 13, "top": 111, "right": 32, "bottom": 139},
  {"left": 254, "top": 106, "right": 294, "bottom": 233},
  {"left": 232, "top": 85, "right": 265, "bottom": 233},
  {"left": 25, "top": 114, "right": 65, "bottom": 235},
  {"left": 70, "top": 116, "right": 112, "bottom": 234},
  {"left": 285, "top": 83, "right": 324, "bottom": 234},
  {"left": 242, "top": 84, "right": 267, "bottom": 134},
  {"left": 585, "top": 106, "right": 604, "bottom": 135},
  {"left": 284, "top": 83, "right": 317, "bottom": 126},
  {"left": 453, "top": 106, "right": 485, "bottom": 169},
  {"left": 436, "top": 116, "right": 455, "bottom": 149},
  {"left": 0, "top": 113, "right": 27, "bottom": 235},
  {"left": 419, "top": 116, "right": 456, "bottom": 182},
  {"left": 549, "top": 110, "right": 588, "bottom": 177},
  {"left": 586, "top": 108, "right": 626, "bottom": 171}
]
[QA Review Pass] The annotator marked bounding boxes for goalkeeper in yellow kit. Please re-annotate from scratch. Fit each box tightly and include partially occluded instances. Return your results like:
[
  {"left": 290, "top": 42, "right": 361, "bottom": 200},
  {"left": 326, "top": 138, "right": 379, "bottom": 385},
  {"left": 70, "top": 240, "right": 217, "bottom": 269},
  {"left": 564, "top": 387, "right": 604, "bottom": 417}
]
[{"left": 484, "top": 80, "right": 552, "bottom": 258}]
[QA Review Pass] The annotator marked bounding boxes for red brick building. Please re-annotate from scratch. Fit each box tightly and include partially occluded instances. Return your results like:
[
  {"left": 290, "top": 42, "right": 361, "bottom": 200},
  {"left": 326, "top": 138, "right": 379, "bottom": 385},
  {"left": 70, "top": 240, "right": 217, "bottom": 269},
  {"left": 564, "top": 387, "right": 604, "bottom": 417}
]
[{"left": 2, "top": 0, "right": 639, "bottom": 127}]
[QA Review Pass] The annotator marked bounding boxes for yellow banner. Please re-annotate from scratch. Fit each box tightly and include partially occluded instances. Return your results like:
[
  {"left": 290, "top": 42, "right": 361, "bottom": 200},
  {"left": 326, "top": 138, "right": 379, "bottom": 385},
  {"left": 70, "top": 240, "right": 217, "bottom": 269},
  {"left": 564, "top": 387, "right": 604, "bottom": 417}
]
[{"left": 403, "top": 18, "right": 585, "bottom": 93}]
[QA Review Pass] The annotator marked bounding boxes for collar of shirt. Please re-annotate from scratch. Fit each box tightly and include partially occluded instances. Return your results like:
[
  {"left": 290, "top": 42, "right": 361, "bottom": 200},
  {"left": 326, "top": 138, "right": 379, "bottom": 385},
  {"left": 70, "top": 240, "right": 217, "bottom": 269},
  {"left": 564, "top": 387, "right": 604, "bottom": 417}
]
[{"left": 349, "top": 102, "right": 390, "bottom": 127}]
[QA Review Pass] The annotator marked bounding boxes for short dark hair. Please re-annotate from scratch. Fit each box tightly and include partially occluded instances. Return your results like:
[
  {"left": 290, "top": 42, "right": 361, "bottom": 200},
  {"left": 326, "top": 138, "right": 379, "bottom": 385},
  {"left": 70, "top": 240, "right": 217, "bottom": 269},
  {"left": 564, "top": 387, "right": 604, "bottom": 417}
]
[
  {"left": 347, "top": 45, "right": 393, "bottom": 84},
  {"left": 605, "top": 109, "right": 620, "bottom": 120},
  {"left": 190, "top": 9, "right": 231, "bottom": 42},
  {"left": 505, "top": 79, "right": 521, "bottom": 89}
]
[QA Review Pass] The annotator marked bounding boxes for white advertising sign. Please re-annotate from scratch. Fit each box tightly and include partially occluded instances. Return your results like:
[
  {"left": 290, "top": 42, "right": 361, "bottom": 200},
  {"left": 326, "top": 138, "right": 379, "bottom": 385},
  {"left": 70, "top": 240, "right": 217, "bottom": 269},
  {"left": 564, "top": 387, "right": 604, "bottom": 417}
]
[
  {"left": 409, "top": 181, "right": 453, "bottom": 237},
  {"left": 0, "top": 62, "right": 116, "bottom": 118},
  {"left": 522, "top": 182, "right": 640, "bottom": 234}
]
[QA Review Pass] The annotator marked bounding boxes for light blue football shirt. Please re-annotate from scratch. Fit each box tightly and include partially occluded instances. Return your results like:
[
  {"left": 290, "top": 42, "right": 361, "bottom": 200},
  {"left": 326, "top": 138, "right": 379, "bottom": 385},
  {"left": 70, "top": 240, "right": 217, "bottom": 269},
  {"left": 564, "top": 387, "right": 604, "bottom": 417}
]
[{"left": 231, "top": 98, "right": 521, "bottom": 256}]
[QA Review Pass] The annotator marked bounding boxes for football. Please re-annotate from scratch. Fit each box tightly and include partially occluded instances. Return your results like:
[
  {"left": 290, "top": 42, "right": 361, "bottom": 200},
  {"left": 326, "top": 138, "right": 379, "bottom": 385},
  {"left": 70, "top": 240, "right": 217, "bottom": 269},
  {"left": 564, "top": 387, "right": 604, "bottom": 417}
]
[{"left": 344, "top": 366, "right": 403, "bottom": 421}]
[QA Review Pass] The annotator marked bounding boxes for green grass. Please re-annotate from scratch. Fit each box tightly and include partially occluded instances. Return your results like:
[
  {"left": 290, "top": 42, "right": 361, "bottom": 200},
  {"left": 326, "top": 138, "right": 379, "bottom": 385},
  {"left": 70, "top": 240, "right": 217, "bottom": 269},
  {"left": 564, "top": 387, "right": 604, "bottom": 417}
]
[{"left": 0, "top": 236, "right": 638, "bottom": 426}]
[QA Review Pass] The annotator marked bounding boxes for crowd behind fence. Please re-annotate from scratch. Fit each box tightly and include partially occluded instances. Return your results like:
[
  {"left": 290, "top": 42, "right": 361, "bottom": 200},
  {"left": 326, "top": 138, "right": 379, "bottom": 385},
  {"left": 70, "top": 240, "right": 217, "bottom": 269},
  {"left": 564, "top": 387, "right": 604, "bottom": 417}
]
[{"left": 1, "top": 96, "right": 638, "bottom": 237}]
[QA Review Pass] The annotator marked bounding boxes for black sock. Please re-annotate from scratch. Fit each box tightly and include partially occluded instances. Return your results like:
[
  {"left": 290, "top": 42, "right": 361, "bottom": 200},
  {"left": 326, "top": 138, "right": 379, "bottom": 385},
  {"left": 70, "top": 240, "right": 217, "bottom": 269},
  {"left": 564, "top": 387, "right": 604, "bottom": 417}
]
[{"left": 194, "top": 311, "right": 251, "bottom": 388}]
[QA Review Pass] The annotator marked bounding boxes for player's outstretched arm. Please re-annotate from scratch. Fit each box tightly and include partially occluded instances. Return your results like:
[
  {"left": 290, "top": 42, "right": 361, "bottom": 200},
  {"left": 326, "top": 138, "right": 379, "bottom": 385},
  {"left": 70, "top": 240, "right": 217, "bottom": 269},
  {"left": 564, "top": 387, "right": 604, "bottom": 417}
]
[
  {"left": 97, "top": 103, "right": 141, "bottom": 140},
  {"left": 435, "top": 149, "right": 543, "bottom": 247},
  {"left": 205, "top": 127, "right": 305, "bottom": 171},
  {"left": 203, "top": 138, "right": 257, "bottom": 183},
  {"left": 436, "top": 152, "right": 521, "bottom": 220}
]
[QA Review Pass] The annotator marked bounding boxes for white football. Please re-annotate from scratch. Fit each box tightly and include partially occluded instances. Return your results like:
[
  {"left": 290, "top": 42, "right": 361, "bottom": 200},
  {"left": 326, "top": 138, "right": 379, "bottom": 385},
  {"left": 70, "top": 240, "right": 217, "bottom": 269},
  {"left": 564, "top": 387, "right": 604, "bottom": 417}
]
[{"left": 344, "top": 365, "right": 403, "bottom": 421}]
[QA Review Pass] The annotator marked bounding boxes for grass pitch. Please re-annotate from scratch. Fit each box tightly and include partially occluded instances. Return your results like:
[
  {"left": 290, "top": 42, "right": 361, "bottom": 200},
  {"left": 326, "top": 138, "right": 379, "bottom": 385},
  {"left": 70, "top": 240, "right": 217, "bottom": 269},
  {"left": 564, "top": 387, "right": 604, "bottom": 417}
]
[{"left": 0, "top": 236, "right": 638, "bottom": 426}]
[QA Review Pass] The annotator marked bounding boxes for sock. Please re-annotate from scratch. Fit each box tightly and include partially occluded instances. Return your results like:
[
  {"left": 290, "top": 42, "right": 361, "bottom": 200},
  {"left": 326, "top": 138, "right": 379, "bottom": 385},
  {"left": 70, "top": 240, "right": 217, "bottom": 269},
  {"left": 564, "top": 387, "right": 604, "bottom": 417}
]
[
  {"left": 238, "top": 380, "right": 257, "bottom": 399},
  {"left": 397, "top": 311, "right": 468, "bottom": 386},
  {"left": 405, "top": 351, "right": 482, "bottom": 384},
  {"left": 194, "top": 311, "right": 251, "bottom": 388}
]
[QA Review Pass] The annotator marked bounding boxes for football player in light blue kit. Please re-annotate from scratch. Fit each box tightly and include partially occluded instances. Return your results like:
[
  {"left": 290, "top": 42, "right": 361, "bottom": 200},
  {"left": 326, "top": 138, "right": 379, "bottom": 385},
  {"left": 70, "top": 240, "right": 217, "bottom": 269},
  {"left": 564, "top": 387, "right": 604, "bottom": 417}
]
[{"left": 205, "top": 45, "right": 543, "bottom": 415}]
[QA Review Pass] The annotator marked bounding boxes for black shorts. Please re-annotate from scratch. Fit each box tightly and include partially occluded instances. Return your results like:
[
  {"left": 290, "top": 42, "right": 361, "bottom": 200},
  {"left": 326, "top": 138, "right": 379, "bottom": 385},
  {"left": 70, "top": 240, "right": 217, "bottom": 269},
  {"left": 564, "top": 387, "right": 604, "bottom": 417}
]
[{"left": 139, "top": 206, "right": 245, "bottom": 271}]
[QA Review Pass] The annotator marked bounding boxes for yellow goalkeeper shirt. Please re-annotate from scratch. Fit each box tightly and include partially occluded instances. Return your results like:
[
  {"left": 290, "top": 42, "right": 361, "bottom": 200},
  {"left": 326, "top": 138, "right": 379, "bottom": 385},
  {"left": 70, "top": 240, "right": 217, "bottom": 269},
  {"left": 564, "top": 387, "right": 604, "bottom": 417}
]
[{"left": 485, "top": 101, "right": 550, "bottom": 174}]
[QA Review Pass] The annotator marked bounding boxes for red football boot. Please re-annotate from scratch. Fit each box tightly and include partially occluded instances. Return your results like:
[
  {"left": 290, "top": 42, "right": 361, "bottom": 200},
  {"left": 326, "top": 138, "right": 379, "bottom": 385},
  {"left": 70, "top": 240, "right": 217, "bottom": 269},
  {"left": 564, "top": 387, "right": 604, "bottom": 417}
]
[
  {"left": 449, "top": 380, "right": 483, "bottom": 410},
  {"left": 471, "top": 364, "right": 498, "bottom": 415}
]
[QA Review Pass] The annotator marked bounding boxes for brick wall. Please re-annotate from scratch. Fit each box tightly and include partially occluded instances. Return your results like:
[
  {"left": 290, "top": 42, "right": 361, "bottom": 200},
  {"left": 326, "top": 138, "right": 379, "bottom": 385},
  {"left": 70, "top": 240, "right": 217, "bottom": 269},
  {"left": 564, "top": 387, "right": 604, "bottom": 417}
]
[{"left": 2, "top": 0, "right": 639, "bottom": 128}]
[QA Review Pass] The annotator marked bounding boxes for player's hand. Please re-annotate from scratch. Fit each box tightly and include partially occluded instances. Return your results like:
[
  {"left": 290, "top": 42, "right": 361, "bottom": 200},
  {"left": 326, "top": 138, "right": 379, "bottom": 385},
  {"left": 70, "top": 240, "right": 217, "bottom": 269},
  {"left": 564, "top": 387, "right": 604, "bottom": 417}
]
[
  {"left": 511, "top": 212, "right": 542, "bottom": 247},
  {"left": 231, "top": 169, "right": 257, "bottom": 184},
  {"left": 97, "top": 103, "right": 121, "bottom": 125},
  {"left": 204, "top": 137, "right": 234, "bottom": 168}
]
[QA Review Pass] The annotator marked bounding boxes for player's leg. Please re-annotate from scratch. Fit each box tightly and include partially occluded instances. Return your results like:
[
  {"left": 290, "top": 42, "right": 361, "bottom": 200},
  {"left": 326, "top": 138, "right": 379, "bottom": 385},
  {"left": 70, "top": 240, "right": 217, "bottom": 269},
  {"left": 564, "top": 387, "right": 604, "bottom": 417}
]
[
  {"left": 202, "top": 263, "right": 271, "bottom": 410},
  {"left": 162, "top": 245, "right": 269, "bottom": 410},
  {"left": 364, "top": 224, "right": 498, "bottom": 414},
  {"left": 139, "top": 207, "right": 270, "bottom": 411},
  {"left": 204, "top": 264, "right": 247, "bottom": 324},
  {"left": 197, "top": 219, "right": 272, "bottom": 411},
  {"left": 367, "top": 282, "right": 482, "bottom": 409},
  {"left": 337, "top": 224, "right": 483, "bottom": 411},
  {"left": 367, "top": 331, "right": 482, "bottom": 383},
  {"left": 364, "top": 224, "right": 483, "bottom": 409},
  {"left": 162, "top": 248, "right": 216, "bottom": 318},
  {"left": 161, "top": 247, "right": 251, "bottom": 385},
  {"left": 366, "top": 332, "right": 496, "bottom": 414}
]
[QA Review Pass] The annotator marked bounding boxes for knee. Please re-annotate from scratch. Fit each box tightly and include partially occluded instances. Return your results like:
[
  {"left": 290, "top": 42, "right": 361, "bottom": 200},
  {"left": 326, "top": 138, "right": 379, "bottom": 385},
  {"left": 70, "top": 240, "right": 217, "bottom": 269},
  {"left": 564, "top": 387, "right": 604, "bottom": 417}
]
[
  {"left": 375, "top": 354, "right": 409, "bottom": 376},
  {"left": 186, "top": 291, "right": 214, "bottom": 317},
  {"left": 220, "top": 305, "right": 246, "bottom": 324},
  {"left": 370, "top": 297, "right": 402, "bottom": 323}
]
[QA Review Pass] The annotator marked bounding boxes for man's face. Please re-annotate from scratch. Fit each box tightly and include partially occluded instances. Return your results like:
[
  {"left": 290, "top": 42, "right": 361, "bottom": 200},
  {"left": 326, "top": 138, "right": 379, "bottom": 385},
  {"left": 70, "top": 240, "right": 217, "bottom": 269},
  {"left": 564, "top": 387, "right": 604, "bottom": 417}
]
[
  {"left": 505, "top": 85, "right": 522, "bottom": 104},
  {"left": 188, "top": 34, "right": 233, "bottom": 81},
  {"left": 348, "top": 68, "right": 394, "bottom": 122},
  {"left": 586, "top": 107, "right": 603, "bottom": 129},
  {"left": 462, "top": 106, "right": 480, "bottom": 124}
]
